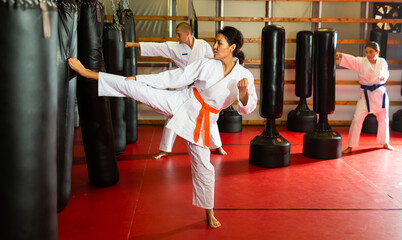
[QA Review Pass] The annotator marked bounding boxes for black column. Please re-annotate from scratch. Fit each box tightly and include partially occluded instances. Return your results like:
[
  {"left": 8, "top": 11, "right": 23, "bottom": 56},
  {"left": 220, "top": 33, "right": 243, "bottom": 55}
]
[
  {"left": 77, "top": 0, "right": 119, "bottom": 186},
  {"left": 0, "top": 0, "right": 58, "bottom": 239},
  {"left": 249, "top": 25, "right": 290, "bottom": 168}
]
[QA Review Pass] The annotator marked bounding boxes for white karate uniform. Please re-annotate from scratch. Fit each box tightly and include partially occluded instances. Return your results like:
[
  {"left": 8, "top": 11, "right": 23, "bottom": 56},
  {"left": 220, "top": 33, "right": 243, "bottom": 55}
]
[
  {"left": 98, "top": 58, "right": 257, "bottom": 209},
  {"left": 140, "top": 38, "right": 220, "bottom": 152},
  {"left": 340, "top": 53, "right": 390, "bottom": 148}
]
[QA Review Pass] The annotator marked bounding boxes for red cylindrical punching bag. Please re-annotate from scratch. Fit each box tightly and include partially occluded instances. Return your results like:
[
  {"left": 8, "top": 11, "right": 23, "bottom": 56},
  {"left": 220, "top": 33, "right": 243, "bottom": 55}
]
[
  {"left": 249, "top": 25, "right": 290, "bottom": 168},
  {"left": 118, "top": 9, "right": 138, "bottom": 143},
  {"left": 103, "top": 22, "right": 126, "bottom": 155},
  {"left": 303, "top": 28, "right": 341, "bottom": 160},
  {"left": 286, "top": 31, "right": 317, "bottom": 132},
  {"left": 77, "top": 0, "right": 119, "bottom": 186},
  {"left": 0, "top": 0, "right": 58, "bottom": 239},
  {"left": 56, "top": 0, "right": 78, "bottom": 213}
]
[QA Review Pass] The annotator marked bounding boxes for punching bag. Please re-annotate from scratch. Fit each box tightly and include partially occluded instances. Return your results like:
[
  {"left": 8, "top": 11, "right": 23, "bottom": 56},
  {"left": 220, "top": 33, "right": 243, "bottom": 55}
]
[
  {"left": 0, "top": 0, "right": 58, "bottom": 239},
  {"left": 103, "top": 22, "right": 126, "bottom": 155},
  {"left": 77, "top": 0, "right": 119, "bottom": 186},
  {"left": 286, "top": 31, "right": 317, "bottom": 132},
  {"left": 56, "top": 0, "right": 78, "bottom": 213},
  {"left": 118, "top": 8, "right": 138, "bottom": 143},
  {"left": 303, "top": 28, "right": 342, "bottom": 159},
  {"left": 362, "top": 30, "right": 389, "bottom": 134},
  {"left": 249, "top": 25, "right": 290, "bottom": 168}
]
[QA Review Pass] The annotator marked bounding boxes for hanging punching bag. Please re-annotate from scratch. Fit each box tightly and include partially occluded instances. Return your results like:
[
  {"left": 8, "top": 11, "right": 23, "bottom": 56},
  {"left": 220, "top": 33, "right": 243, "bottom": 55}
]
[
  {"left": 56, "top": 0, "right": 78, "bottom": 213},
  {"left": 103, "top": 22, "right": 126, "bottom": 155},
  {"left": 118, "top": 8, "right": 138, "bottom": 143},
  {"left": 303, "top": 28, "right": 341, "bottom": 159},
  {"left": 0, "top": 0, "right": 58, "bottom": 239},
  {"left": 77, "top": 0, "right": 119, "bottom": 186},
  {"left": 249, "top": 25, "right": 290, "bottom": 168},
  {"left": 362, "top": 30, "right": 389, "bottom": 134},
  {"left": 286, "top": 31, "right": 317, "bottom": 132}
]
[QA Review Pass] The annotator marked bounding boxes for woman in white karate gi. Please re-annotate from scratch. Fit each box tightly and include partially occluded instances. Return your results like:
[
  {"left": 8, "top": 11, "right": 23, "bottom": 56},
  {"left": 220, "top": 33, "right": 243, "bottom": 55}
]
[
  {"left": 68, "top": 26, "right": 257, "bottom": 228},
  {"left": 126, "top": 22, "right": 227, "bottom": 159},
  {"left": 336, "top": 41, "right": 394, "bottom": 154}
]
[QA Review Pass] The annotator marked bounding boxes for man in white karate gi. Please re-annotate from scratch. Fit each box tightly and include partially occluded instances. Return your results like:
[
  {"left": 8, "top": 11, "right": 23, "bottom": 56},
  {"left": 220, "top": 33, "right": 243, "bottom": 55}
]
[{"left": 126, "top": 22, "right": 227, "bottom": 159}]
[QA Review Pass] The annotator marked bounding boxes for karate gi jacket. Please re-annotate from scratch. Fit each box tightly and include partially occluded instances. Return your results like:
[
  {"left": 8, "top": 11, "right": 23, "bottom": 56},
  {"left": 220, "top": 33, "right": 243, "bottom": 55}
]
[
  {"left": 140, "top": 38, "right": 213, "bottom": 68},
  {"left": 136, "top": 58, "right": 258, "bottom": 147},
  {"left": 339, "top": 53, "right": 389, "bottom": 113}
]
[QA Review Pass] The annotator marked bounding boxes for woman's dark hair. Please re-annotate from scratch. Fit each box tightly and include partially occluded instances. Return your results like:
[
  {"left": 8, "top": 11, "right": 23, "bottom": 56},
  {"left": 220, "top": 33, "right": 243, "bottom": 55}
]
[
  {"left": 218, "top": 26, "right": 245, "bottom": 64},
  {"left": 365, "top": 41, "right": 380, "bottom": 52}
]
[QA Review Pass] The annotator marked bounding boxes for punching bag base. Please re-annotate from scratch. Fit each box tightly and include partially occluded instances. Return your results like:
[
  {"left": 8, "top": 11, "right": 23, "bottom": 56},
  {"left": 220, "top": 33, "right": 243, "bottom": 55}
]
[
  {"left": 217, "top": 114, "right": 242, "bottom": 133},
  {"left": 392, "top": 109, "right": 402, "bottom": 132},
  {"left": 286, "top": 109, "right": 317, "bottom": 132},
  {"left": 249, "top": 135, "right": 290, "bottom": 168},
  {"left": 361, "top": 114, "right": 378, "bottom": 134},
  {"left": 303, "top": 130, "right": 342, "bottom": 159}
]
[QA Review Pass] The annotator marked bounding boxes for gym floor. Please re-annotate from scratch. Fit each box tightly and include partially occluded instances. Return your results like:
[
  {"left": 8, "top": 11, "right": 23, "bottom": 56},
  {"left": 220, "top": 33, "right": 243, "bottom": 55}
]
[{"left": 58, "top": 125, "right": 402, "bottom": 240}]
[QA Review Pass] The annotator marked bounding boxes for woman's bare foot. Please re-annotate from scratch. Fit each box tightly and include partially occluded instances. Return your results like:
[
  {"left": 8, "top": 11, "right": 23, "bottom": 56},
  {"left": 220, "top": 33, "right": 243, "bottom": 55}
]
[
  {"left": 206, "top": 209, "right": 221, "bottom": 229},
  {"left": 384, "top": 143, "right": 394, "bottom": 151},
  {"left": 151, "top": 151, "right": 168, "bottom": 159},
  {"left": 342, "top": 147, "right": 352, "bottom": 154},
  {"left": 216, "top": 147, "right": 227, "bottom": 155}
]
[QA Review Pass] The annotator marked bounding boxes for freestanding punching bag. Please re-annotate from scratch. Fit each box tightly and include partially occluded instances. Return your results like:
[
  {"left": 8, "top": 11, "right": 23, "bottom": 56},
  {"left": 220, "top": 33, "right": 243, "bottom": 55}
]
[
  {"left": 303, "top": 28, "right": 342, "bottom": 159},
  {"left": 249, "top": 25, "right": 290, "bottom": 168},
  {"left": 103, "top": 22, "right": 127, "bottom": 155},
  {"left": 286, "top": 31, "right": 317, "bottom": 132},
  {"left": 0, "top": 0, "right": 58, "bottom": 239},
  {"left": 77, "top": 0, "right": 119, "bottom": 186},
  {"left": 392, "top": 82, "right": 402, "bottom": 132},
  {"left": 56, "top": 0, "right": 78, "bottom": 213},
  {"left": 118, "top": 8, "right": 138, "bottom": 143},
  {"left": 361, "top": 29, "right": 389, "bottom": 134}
]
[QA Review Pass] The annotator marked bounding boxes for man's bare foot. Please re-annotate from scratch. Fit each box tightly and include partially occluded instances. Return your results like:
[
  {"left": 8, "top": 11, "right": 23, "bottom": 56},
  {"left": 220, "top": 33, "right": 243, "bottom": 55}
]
[
  {"left": 216, "top": 147, "right": 227, "bottom": 155},
  {"left": 151, "top": 151, "right": 168, "bottom": 159},
  {"left": 206, "top": 209, "right": 221, "bottom": 229},
  {"left": 384, "top": 143, "right": 394, "bottom": 151},
  {"left": 342, "top": 147, "right": 352, "bottom": 154}
]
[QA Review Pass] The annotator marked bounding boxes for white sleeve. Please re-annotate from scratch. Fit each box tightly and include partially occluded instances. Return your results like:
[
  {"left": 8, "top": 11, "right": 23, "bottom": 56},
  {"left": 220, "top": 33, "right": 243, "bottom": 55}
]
[
  {"left": 203, "top": 41, "right": 214, "bottom": 58},
  {"left": 136, "top": 59, "right": 205, "bottom": 89},
  {"left": 379, "top": 58, "right": 389, "bottom": 83},
  {"left": 236, "top": 71, "right": 258, "bottom": 115},
  {"left": 339, "top": 53, "right": 360, "bottom": 72},
  {"left": 139, "top": 42, "right": 176, "bottom": 59}
]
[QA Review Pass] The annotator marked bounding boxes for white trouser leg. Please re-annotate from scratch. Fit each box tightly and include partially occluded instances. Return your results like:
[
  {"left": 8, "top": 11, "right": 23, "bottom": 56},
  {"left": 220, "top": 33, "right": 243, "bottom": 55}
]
[
  {"left": 184, "top": 140, "right": 214, "bottom": 209},
  {"left": 209, "top": 124, "right": 222, "bottom": 150},
  {"left": 348, "top": 101, "right": 368, "bottom": 148},
  {"left": 159, "top": 119, "right": 177, "bottom": 152},
  {"left": 374, "top": 108, "right": 389, "bottom": 145}
]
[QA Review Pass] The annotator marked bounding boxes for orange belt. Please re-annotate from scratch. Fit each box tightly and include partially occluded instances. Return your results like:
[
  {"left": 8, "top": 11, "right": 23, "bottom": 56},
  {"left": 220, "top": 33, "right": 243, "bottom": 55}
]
[{"left": 193, "top": 88, "right": 220, "bottom": 148}]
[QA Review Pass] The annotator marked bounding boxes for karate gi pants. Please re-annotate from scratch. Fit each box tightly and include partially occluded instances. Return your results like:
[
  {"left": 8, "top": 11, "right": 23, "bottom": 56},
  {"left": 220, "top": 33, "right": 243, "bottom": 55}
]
[
  {"left": 99, "top": 73, "right": 215, "bottom": 209},
  {"left": 348, "top": 97, "right": 390, "bottom": 148}
]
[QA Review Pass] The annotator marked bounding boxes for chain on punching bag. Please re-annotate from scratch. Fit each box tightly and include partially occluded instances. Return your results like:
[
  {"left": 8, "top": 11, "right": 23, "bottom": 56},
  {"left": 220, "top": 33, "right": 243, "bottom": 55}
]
[
  {"left": 0, "top": 0, "right": 58, "bottom": 239},
  {"left": 77, "top": 0, "right": 119, "bottom": 186},
  {"left": 56, "top": 0, "right": 78, "bottom": 213},
  {"left": 103, "top": 22, "right": 127, "bottom": 155},
  {"left": 118, "top": 8, "right": 138, "bottom": 143},
  {"left": 286, "top": 31, "right": 317, "bottom": 132}
]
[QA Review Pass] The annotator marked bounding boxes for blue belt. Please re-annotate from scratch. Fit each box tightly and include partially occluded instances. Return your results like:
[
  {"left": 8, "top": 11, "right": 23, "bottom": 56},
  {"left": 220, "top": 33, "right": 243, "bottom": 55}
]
[{"left": 360, "top": 84, "right": 386, "bottom": 112}]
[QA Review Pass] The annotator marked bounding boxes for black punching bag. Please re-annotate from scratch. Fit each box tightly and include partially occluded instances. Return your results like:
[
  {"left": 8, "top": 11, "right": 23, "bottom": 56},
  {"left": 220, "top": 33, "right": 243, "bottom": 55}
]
[
  {"left": 0, "top": 0, "right": 58, "bottom": 239},
  {"left": 286, "top": 31, "right": 317, "bottom": 132},
  {"left": 362, "top": 30, "right": 389, "bottom": 134},
  {"left": 56, "top": 0, "right": 78, "bottom": 213},
  {"left": 77, "top": 0, "right": 119, "bottom": 186},
  {"left": 249, "top": 25, "right": 290, "bottom": 168},
  {"left": 103, "top": 23, "right": 126, "bottom": 155},
  {"left": 303, "top": 28, "right": 342, "bottom": 160},
  {"left": 118, "top": 9, "right": 138, "bottom": 143}
]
